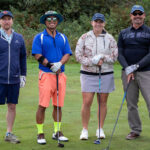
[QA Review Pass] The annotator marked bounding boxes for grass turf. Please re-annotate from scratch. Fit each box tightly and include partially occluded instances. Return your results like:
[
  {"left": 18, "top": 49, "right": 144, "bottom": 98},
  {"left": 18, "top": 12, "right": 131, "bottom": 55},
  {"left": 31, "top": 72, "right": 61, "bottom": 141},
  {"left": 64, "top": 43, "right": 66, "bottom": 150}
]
[{"left": 0, "top": 62, "right": 150, "bottom": 150}]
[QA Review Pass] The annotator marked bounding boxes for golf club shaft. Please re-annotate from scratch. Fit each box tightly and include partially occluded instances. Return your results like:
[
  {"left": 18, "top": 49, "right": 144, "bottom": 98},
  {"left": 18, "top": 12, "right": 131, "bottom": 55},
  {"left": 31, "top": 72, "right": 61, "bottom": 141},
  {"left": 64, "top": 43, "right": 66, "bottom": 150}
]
[
  {"left": 106, "top": 81, "right": 130, "bottom": 149},
  {"left": 98, "top": 66, "right": 101, "bottom": 139},
  {"left": 56, "top": 73, "right": 65, "bottom": 148},
  {"left": 56, "top": 73, "right": 60, "bottom": 144},
  {"left": 93, "top": 66, "right": 102, "bottom": 144}
]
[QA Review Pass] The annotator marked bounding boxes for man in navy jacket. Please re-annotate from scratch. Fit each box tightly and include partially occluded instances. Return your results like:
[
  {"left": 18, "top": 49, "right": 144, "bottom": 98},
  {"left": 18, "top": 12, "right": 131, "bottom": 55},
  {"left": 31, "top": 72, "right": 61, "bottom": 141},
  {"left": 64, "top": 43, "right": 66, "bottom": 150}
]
[
  {"left": 118, "top": 5, "right": 150, "bottom": 140},
  {"left": 0, "top": 10, "right": 26, "bottom": 143}
]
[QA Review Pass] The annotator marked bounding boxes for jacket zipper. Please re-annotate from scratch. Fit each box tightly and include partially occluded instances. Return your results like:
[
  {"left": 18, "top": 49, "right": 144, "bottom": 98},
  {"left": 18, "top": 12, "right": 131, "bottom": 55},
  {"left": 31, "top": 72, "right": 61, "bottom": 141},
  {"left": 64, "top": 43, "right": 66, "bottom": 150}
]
[
  {"left": 1, "top": 32, "right": 13, "bottom": 84},
  {"left": 103, "top": 36, "right": 105, "bottom": 49},
  {"left": 8, "top": 43, "right": 10, "bottom": 84}
]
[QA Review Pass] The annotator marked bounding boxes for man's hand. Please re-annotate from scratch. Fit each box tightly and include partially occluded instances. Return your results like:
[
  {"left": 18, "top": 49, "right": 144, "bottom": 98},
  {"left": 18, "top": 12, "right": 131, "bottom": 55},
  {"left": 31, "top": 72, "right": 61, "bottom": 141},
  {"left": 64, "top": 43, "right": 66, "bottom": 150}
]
[
  {"left": 92, "top": 54, "right": 104, "bottom": 65},
  {"left": 125, "top": 64, "right": 139, "bottom": 75},
  {"left": 51, "top": 62, "right": 62, "bottom": 73},
  {"left": 127, "top": 73, "right": 134, "bottom": 83},
  {"left": 20, "top": 76, "right": 26, "bottom": 88}
]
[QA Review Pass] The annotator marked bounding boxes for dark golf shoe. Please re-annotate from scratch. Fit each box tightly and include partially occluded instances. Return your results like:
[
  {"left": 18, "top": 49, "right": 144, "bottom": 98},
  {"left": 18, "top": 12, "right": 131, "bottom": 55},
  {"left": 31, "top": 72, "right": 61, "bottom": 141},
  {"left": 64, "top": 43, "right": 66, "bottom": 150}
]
[{"left": 126, "top": 132, "right": 140, "bottom": 140}]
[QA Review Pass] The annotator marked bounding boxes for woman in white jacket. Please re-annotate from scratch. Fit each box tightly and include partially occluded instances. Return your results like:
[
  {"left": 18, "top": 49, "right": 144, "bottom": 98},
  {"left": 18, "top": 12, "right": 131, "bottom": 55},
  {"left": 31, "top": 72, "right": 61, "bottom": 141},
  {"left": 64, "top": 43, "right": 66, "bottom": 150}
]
[{"left": 75, "top": 13, "right": 118, "bottom": 140}]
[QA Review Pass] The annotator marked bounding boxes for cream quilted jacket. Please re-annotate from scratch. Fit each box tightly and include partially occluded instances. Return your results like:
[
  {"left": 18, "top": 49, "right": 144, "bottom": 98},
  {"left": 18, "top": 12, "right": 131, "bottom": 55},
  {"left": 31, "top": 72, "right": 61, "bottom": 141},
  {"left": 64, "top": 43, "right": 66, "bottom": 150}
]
[{"left": 75, "top": 30, "right": 118, "bottom": 73}]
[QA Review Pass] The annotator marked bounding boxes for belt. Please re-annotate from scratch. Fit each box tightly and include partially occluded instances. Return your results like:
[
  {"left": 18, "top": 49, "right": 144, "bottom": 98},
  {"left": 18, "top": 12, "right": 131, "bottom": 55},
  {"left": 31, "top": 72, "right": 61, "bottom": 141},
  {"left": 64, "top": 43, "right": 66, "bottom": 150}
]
[{"left": 80, "top": 70, "right": 113, "bottom": 76}]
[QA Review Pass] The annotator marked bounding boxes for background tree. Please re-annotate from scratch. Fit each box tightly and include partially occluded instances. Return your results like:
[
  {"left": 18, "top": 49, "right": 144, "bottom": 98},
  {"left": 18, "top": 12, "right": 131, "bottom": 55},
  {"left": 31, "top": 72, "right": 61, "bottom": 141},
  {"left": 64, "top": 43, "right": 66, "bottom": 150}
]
[{"left": 1, "top": 0, "right": 150, "bottom": 61}]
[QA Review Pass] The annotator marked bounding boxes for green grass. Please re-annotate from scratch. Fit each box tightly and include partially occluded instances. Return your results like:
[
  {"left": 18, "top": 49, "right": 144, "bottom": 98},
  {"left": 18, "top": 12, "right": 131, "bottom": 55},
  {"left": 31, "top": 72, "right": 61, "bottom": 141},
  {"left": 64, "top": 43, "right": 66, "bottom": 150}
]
[{"left": 0, "top": 62, "right": 150, "bottom": 150}]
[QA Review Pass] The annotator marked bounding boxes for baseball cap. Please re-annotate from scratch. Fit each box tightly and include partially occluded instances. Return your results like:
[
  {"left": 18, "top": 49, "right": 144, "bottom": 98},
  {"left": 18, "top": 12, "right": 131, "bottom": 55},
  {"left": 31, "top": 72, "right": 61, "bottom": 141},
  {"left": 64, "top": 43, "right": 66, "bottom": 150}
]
[
  {"left": 0, "top": 10, "right": 13, "bottom": 19},
  {"left": 92, "top": 13, "right": 105, "bottom": 22},
  {"left": 131, "top": 5, "right": 144, "bottom": 13}
]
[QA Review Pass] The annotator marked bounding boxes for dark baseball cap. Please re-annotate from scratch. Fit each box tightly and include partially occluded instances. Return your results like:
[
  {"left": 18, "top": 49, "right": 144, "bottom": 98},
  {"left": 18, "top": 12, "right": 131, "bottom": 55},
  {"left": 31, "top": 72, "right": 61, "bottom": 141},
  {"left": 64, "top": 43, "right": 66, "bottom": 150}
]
[
  {"left": 0, "top": 10, "right": 13, "bottom": 19},
  {"left": 92, "top": 13, "right": 105, "bottom": 22},
  {"left": 131, "top": 5, "right": 144, "bottom": 13}
]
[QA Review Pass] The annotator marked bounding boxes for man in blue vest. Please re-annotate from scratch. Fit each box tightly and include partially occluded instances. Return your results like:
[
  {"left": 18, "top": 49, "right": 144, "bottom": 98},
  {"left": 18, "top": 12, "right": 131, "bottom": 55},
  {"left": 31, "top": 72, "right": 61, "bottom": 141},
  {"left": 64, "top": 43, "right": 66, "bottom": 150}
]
[
  {"left": 32, "top": 10, "right": 72, "bottom": 144},
  {"left": 0, "top": 10, "right": 27, "bottom": 143}
]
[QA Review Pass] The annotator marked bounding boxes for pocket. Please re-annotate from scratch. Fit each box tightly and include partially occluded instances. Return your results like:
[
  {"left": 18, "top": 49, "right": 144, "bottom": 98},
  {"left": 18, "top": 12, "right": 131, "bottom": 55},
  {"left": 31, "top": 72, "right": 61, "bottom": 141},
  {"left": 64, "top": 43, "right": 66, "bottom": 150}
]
[
  {"left": 59, "top": 73, "right": 67, "bottom": 85},
  {"left": 11, "top": 63, "right": 20, "bottom": 77},
  {"left": 39, "top": 71, "right": 45, "bottom": 80},
  {"left": 38, "top": 71, "right": 48, "bottom": 88}
]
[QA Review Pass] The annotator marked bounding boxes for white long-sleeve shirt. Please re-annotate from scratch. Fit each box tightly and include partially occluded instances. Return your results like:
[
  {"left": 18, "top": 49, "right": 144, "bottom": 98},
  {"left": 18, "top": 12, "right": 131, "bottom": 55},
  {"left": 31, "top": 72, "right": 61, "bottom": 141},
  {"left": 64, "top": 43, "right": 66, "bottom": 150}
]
[{"left": 75, "top": 30, "right": 118, "bottom": 73}]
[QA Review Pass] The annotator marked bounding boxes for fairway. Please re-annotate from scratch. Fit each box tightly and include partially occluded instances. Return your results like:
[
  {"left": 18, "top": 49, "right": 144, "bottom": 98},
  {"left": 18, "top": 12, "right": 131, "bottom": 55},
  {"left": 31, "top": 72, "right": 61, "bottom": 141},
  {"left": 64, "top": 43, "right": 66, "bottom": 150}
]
[{"left": 0, "top": 62, "right": 150, "bottom": 150}]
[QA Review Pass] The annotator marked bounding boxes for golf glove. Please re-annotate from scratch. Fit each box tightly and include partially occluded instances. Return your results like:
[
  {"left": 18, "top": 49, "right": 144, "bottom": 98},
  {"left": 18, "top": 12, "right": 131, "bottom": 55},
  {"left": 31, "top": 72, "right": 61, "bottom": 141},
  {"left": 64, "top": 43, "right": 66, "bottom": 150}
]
[
  {"left": 51, "top": 62, "right": 62, "bottom": 73},
  {"left": 92, "top": 54, "right": 104, "bottom": 65},
  {"left": 20, "top": 76, "right": 26, "bottom": 88},
  {"left": 125, "top": 64, "right": 139, "bottom": 75}
]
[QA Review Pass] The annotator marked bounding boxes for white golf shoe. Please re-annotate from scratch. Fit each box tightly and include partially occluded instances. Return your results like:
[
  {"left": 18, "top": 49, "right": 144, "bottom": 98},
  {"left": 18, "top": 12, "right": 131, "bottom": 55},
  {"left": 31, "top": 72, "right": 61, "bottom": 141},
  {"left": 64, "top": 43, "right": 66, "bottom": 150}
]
[
  {"left": 52, "top": 131, "right": 69, "bottom": 142},
  {"left": 80, "top": 128, "right": 88, "bottom": 140},
  {"left": 37, "top": 133, "right": 46, "bottom": 144},
  {"left": 96, "top": 128, "right": 106, "bottom": 139}
]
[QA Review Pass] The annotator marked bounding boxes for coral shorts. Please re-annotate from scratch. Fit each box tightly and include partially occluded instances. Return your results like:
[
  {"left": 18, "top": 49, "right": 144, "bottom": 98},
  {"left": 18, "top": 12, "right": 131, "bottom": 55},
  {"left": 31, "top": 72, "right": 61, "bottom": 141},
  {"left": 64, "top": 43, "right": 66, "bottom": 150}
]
[{"left": 38, "top": 70, "right": 67, "bottom": 108}]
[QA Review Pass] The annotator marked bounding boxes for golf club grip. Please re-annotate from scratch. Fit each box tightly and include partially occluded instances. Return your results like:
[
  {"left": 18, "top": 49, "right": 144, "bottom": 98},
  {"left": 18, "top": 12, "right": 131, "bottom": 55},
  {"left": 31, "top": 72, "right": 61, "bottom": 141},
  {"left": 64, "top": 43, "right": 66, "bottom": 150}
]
[
  {"left": 99, "top": 66, "right": 101, "bottom": 79},
  {"left": 125, "top": 81, "right": 130, "bottom": 93},
  {"left": 99, "top": 66, "right": 101, "bottom": 71}
]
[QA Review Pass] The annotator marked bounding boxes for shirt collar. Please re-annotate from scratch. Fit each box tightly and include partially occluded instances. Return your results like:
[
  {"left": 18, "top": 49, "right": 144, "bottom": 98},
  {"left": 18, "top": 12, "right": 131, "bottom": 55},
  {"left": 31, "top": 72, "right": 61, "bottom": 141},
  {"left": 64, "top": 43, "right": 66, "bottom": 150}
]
[
  {"left": 131, "top": 24, "right": 145, "bottom": 31},
  {"left": 43, "top": 29, "right": 58, "bottom": 36},
  {"left": 91, "top": 29, "right": 106, "bottom": 38},
  {"left": 0, "top": 28, "right": 14, "bottom": 36}
]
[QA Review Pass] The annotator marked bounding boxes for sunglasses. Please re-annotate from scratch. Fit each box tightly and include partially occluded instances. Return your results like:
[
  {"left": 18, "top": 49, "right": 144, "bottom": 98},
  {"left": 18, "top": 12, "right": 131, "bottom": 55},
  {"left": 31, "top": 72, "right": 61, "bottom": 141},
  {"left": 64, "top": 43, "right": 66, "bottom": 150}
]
[
  {"left": 46, "top": 17, "right": 57, "bottom": 22},
  {"left": 132, "top": 12, "right": 144, "bottom": 16}
]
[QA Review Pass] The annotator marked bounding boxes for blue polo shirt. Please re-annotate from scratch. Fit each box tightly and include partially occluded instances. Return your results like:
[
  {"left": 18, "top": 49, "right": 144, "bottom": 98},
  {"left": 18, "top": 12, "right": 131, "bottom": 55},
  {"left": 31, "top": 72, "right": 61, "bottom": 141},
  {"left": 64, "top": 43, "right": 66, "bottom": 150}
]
[{"left": 32, "top": 29, "right": 72, "bottom": 72}]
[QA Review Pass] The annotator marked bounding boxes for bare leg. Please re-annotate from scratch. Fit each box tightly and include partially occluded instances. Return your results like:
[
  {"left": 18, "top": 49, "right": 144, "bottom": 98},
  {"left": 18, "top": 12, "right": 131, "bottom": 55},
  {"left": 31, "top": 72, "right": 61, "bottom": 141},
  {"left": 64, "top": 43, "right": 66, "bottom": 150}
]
[
  {"left": 53, "top": 106, "right": 62, "bottom": 122},
  {"left": 36, "top": 105, "right": 46, "bottom": 124},
  {"left": 97, "top": 93, "right": 109, "bottom": 128},
  {"left": 7, "top": 104, "right": 16, "bottom": 133},
  {"left": 81, "top": 92, "right": 95, "bottom": 129}
]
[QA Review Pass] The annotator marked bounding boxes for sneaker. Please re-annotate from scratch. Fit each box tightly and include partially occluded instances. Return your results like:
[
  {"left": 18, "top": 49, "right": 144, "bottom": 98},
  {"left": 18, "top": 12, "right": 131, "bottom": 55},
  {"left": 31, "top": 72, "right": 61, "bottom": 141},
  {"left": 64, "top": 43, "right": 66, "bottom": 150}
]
[
  {"left": 96, "top": 128, "right": 106, "bottom": 139},
  {"left": 126, "top": 132, "right": 140, "bottom": 140},
  {"left": 37, "top": 133, "right": 46, "bottom": 144},
  {"left": 52, "top": 131, "right": 69, "bottom": 142},
  {"left": 5, "top": 133, "right": 20, "bottom": 144},
  {"left": 80, "top": 128, "right": 88, "bottom": 140}
]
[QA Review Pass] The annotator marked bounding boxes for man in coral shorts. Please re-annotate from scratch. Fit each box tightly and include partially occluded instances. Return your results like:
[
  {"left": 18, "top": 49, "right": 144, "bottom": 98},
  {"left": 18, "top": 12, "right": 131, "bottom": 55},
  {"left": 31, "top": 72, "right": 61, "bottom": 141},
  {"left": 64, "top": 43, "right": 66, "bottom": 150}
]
[{"left": 32, "top": 10, "right": 72, "bottom": 144}]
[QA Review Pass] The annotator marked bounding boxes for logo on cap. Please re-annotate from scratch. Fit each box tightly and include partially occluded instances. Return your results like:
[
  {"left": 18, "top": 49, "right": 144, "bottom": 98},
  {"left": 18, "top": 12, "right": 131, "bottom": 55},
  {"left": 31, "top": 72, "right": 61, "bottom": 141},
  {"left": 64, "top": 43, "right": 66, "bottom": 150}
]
[{"left": 2, "top": 11, "right": 8, "bottom": 14}]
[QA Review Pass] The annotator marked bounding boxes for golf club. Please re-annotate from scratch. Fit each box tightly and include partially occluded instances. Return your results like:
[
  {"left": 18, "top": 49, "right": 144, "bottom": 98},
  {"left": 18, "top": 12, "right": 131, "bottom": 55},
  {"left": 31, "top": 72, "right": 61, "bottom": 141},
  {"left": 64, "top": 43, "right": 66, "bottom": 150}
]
[
  {"left": 103, "top": 81, "right": 130, "bottom": 150},
  {"left": 56, "top": 73, "right": 64, "bottom": 148},
  {"left": 94, "top": 66, "right": 101, "bottom": 144}
]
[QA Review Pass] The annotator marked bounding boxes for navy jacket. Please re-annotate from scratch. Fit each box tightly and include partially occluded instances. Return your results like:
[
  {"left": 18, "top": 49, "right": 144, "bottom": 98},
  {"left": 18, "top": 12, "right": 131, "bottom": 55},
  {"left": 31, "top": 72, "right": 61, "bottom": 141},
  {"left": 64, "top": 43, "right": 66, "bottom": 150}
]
[
  {"left": 0, "top": 32, "right": 27, "bottom": 84},
  {"left": 118, "top": 24, "right": 150, "bottom": 71}
]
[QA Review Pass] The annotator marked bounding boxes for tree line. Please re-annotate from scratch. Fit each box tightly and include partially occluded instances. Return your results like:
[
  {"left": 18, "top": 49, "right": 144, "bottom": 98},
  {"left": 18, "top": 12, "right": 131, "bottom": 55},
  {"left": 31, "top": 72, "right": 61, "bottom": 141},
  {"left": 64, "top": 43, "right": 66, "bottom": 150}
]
[{"left": 0, "top": 0, "right": 150, "bottom": 60}]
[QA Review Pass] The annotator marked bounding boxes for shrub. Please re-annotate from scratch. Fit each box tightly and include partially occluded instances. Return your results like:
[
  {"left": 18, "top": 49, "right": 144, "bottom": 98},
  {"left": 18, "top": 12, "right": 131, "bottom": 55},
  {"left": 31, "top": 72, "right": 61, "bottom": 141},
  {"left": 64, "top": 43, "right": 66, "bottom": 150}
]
[{"left": 8, "top": 0, "right": 150, "bottom": 63}]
